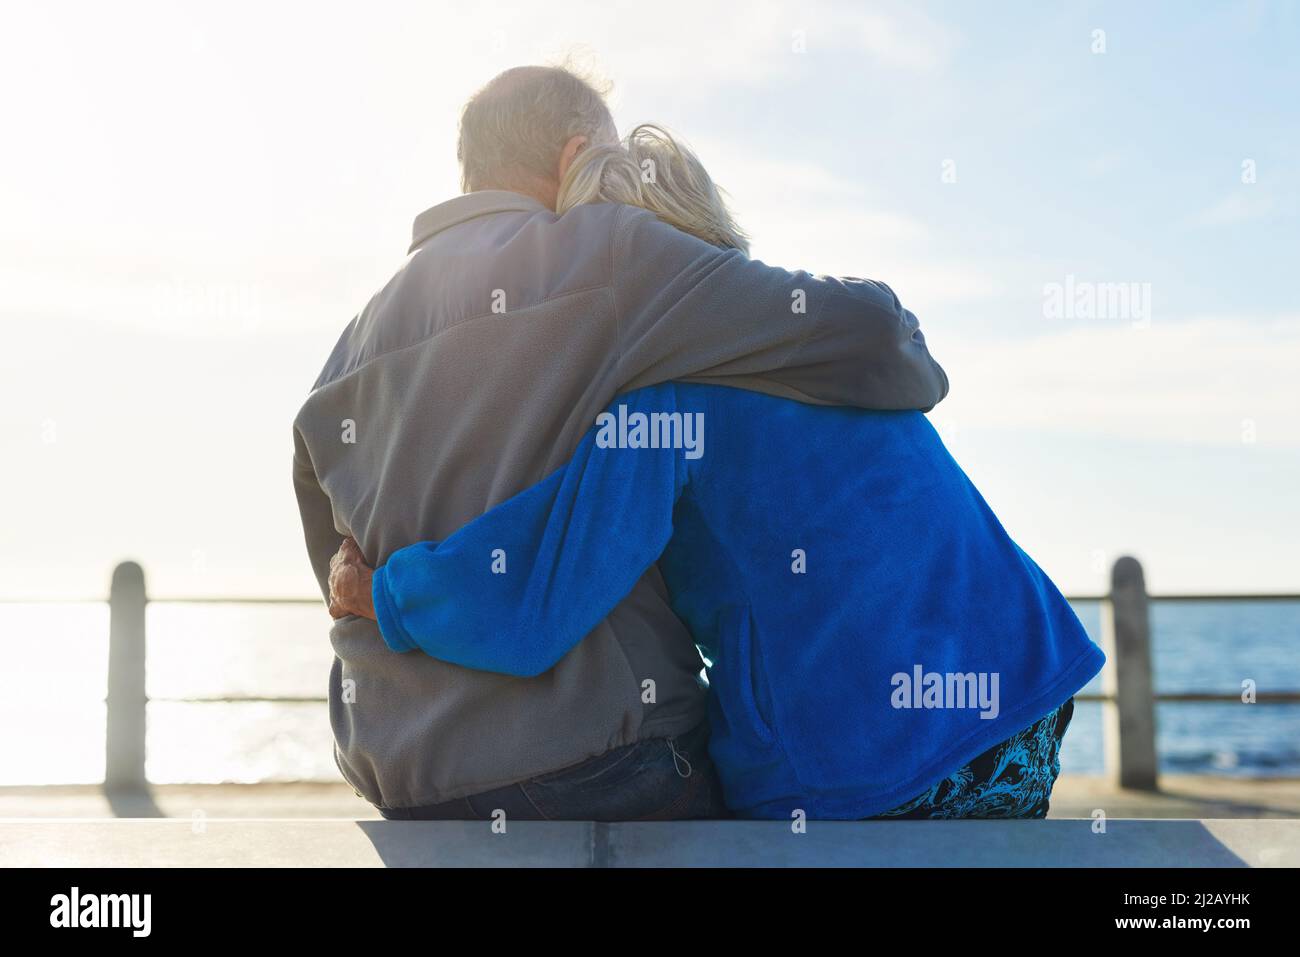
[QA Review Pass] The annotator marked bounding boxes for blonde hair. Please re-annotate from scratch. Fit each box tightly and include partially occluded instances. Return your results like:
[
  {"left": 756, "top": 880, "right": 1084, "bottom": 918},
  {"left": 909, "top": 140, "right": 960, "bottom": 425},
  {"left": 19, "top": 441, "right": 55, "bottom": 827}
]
[{"left": 556, "top": 124, "right": 750, "bottom": 254}]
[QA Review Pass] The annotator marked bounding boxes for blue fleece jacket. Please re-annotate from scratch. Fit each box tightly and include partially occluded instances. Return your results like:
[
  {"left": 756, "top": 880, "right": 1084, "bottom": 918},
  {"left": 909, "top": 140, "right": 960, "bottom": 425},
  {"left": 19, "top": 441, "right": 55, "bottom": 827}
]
[{"left": 372, "top": 383, "right": 1105, "bottom": 819}]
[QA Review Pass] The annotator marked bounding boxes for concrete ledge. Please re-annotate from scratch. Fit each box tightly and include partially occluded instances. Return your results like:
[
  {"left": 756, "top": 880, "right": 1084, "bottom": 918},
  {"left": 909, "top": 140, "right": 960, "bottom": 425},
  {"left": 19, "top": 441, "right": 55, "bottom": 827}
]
[
  {"left": 8, "top": 777, "right": 1300, "bottom": 820},
  {"left": 2, "top": 819, "right": 1296, "bottom": 867}
]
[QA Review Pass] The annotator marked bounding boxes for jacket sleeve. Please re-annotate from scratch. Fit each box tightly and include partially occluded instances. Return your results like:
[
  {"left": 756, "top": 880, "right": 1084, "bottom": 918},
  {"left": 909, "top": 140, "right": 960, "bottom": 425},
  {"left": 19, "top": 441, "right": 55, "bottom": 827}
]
[
  {"left": 372, "top": 388, "right": 691, "bottom": 677},
  {"left": 292, "top": 425, "right": 343, "bottom": 603},
  {"left": 610, "top": 205, "right": 949, "bottom": 411}
]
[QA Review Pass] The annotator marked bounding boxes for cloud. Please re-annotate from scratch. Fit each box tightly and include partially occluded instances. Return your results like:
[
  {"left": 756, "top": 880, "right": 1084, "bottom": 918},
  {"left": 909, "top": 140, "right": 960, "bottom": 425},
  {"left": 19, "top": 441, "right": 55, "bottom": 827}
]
[
  {"left": 1194, "top": 190, "right": 1277, "bottom": 225},
  {"left": 840, "top": 8, "right": 958, "bottom": 72},
  {"left": 677, "top": 141, "right": 1004, "bottom": 310},
  {"left": 930, "top": 316, "right": 1300, "bottom": 447},
  {"left": 1081, "top": 151, "right": 1128, "bottom": 178},
  {"left": 493, "top": 0, "right": 958, "bottom": 95}
]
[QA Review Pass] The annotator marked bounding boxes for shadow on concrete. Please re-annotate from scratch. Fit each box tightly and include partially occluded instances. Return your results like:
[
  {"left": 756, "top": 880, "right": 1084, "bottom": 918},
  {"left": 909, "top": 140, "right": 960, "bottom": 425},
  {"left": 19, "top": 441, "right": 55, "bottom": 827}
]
[
  {"left": 352, "top": 818, "right": 1261, "bottom": 867},
  {"left": 603, "top": 819, "right": 1255, "bottom": 867},
  {"left": 103, "top": 785, "right": 164, "bottom": 819},
  {"left": 356, "top": 819, "right": 594, "bottom": 867},
  {"left": 1141, "top": 787, "right": 1299, "bottom": 819}
]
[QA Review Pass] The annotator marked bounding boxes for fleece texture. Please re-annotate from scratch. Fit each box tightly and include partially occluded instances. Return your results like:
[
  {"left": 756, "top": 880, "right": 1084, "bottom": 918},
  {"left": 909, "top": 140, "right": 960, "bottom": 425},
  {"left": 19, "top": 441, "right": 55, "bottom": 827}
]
[
  {"left": 374, "top": 383, "right": 1104, "bottom": 819},
  {"left": 292, "top": 190, "right": 949, "bottom": 810}
]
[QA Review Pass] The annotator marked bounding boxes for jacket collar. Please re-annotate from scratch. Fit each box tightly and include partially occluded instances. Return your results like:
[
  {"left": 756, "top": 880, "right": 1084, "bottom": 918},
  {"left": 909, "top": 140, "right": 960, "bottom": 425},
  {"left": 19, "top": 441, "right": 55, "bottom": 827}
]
[{"left": 409, "top": 190, "right": 549, "bottom": 253}]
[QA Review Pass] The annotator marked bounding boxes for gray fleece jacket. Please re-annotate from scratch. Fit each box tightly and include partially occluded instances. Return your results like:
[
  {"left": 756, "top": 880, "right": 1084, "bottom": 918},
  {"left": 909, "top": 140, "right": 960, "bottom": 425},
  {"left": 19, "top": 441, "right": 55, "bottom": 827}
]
[{"left": 292, "top": 189, "right": 947, "bottom": 810}]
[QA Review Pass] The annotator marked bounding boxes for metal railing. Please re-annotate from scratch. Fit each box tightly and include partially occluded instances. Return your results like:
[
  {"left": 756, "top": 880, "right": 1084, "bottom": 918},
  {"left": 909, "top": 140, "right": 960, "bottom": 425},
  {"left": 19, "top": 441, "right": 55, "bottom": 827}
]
[{"left": 64, "top": 558, "right": 1293, "bottom": 791}]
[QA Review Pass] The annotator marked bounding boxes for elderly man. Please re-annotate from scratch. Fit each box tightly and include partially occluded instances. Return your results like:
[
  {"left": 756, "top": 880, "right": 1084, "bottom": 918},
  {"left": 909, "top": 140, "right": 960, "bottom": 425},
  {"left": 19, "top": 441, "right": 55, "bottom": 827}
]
[{"left": 293, "top": 65, "right": 947, "bottom": 821}]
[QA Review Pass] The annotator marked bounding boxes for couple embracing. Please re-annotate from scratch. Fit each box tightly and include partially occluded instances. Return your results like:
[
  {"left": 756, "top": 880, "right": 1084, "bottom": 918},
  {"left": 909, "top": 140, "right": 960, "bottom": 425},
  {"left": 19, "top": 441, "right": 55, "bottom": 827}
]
[{"left": 293, "top": 64, "right": 1103, "bottom": 823}]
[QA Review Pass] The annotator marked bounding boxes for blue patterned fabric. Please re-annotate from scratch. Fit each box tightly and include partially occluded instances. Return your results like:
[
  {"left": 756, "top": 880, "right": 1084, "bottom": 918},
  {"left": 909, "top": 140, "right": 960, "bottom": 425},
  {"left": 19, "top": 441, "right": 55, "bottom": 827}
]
[{"left": 873, "top": 697, "right": 1075, "bottom": 819}]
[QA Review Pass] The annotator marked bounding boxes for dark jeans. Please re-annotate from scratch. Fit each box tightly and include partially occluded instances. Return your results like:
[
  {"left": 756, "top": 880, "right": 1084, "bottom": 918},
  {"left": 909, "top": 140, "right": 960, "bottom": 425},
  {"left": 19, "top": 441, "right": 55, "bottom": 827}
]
[
  {"left": 378, "top": 720, "right": 728, "bottom": 821},
  {"left": 870, "top": 696, "right": 1076, "bottom": 819}
]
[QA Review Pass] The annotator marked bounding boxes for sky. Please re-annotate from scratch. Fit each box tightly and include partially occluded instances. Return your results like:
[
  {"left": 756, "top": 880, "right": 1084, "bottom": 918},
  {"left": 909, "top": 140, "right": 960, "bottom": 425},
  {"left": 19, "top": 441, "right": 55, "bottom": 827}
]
[{"left": 2, "top": 0, "right": 1298, "bottom": 600}]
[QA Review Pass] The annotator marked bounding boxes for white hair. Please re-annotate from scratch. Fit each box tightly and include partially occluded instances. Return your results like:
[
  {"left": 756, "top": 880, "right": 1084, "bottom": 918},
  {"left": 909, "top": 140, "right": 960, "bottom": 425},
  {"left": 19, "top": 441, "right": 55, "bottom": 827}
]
[{"left": 557, "top": 124, "right": 750, "bottom": 254}]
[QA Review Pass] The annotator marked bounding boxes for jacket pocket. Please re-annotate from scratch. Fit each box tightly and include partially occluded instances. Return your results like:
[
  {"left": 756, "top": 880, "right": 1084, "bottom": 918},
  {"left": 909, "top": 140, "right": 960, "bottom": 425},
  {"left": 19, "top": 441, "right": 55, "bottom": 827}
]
[{"left": 728, "top": 607, "right": 778, "bottom": 746}]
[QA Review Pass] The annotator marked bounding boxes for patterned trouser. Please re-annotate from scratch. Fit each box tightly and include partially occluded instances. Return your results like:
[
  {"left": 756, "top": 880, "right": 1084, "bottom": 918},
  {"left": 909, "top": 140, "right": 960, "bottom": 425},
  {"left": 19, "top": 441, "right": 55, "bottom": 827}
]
[{"left": 871, "top": 697, "right": 1076, "bottom": 820}]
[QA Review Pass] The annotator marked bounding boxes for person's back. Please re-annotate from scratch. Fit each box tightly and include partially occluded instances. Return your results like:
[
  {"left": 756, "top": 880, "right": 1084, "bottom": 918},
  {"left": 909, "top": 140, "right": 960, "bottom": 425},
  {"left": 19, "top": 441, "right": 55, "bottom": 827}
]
[
  {"left": 295, "top": 196, "right": 709, "bottom": 810},
  {"left": 292, "top": 68, "right": 950, "bottom": 814},
  {"left": 653, "top": 383, "right": 1105, "bottom": 818}
]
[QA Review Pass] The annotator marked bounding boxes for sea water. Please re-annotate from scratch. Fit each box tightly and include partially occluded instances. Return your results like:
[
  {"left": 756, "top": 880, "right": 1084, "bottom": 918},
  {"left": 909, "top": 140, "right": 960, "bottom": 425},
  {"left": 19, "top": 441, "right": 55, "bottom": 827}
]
[{"left": 3, "top": 599, "right": 1297, "bottom": 784}]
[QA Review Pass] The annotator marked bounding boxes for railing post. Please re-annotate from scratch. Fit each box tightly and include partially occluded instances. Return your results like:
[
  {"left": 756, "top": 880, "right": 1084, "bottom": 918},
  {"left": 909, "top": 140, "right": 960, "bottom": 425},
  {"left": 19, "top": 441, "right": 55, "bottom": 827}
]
[
  {"left": 106, "top": 561, "right": 148, "bottom": 791},
  {"left": 1101, "top": 556, "right": 1158, "bottom": 790}
]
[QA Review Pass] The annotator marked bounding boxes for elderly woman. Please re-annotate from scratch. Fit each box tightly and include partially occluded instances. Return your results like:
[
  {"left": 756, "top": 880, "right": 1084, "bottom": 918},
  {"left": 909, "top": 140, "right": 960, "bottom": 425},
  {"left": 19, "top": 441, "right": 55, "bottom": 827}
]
[{"left": 328, "top": 127, "right": 1103, "bottom": 820}]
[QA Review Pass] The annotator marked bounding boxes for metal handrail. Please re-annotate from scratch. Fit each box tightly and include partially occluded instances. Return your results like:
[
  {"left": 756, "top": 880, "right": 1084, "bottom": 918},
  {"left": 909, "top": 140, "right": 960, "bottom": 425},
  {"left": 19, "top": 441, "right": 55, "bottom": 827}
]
[
  {"left": 6, "top": 592, "right": 1300, "bottom": 605},
  {"left": 4, "top": 558, "right": 1291, "bottom": 792}
]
